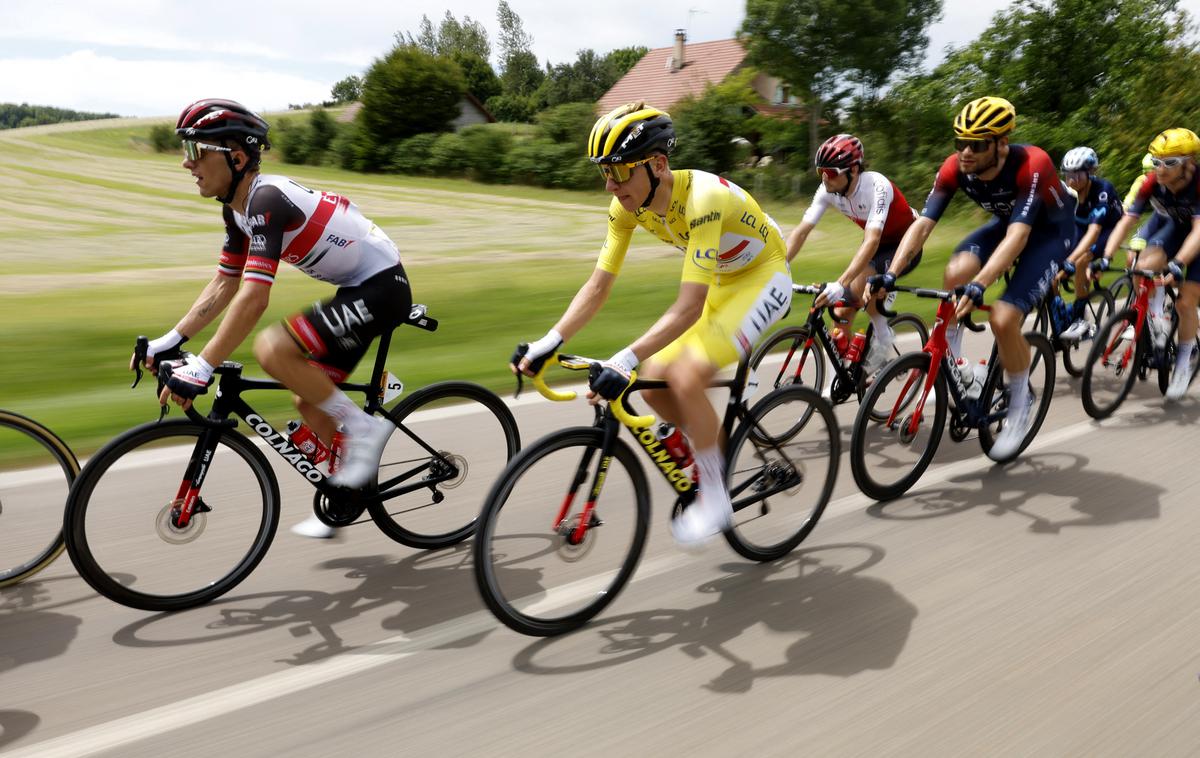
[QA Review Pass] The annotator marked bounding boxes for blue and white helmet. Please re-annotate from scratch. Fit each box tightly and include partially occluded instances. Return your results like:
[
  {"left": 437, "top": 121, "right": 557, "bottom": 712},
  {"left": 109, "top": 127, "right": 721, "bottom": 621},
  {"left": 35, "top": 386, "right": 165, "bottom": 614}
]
[{"left": 1061, "top": 146, "right": 1099, "bottom": 173}]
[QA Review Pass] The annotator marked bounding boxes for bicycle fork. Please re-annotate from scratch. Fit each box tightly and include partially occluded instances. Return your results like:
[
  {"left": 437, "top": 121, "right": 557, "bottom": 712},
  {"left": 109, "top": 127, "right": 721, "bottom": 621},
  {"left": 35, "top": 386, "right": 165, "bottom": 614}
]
[
  {"left": 170, "top": 428, "right": 222, "bottom": 528},
  {"left": 552, "top": 425, "right": 619, "bottom": 545}
]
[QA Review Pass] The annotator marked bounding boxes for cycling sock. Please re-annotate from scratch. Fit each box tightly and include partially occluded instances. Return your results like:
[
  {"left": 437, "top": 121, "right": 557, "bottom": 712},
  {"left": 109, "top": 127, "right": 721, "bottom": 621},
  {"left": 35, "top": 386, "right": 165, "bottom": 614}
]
[
  {"left": 318, "top": 389, "right": 373, "bottom": 436},
  {"left": 1006, "top": 369, "right": 1031, "bottom": 410},
  {"left": 693, "top": 446, "right": 730, "bottom": 510},
  {"left": 869, "top": 311, "right": 891, "bottom": 339},
  {"left": 1177, "top": 340, "right": 1196, "bottom": 369},
  {"left": 946, "top": 324, "right": 964, "bottom": 359},
  {"left": 1151, "top": 286, "right": 1166, "bottom": 318}
]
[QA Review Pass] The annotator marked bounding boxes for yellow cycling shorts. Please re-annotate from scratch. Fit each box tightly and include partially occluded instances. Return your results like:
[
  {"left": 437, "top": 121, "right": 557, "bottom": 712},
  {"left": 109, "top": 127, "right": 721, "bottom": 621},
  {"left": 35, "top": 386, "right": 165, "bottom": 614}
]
[{"left": 651, "top": 266, "right": 792, "bottom": 369}]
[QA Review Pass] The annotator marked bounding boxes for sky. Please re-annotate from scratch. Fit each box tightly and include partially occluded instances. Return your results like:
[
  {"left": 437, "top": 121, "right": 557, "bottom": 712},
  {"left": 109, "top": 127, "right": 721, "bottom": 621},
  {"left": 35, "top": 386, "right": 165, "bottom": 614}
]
[{"left": 0, "top": 0, "right": 1196, "bottom": 118}]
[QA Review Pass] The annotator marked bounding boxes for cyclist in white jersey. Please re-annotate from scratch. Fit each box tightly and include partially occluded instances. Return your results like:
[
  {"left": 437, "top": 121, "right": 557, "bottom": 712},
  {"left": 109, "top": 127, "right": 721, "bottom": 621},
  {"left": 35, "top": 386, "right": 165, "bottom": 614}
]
[
  {"left": 787, "top": 134, "right": 922, "bottom": 379},
  {"left": 134, "top": 99, "right": 411, "bottom": 538}
]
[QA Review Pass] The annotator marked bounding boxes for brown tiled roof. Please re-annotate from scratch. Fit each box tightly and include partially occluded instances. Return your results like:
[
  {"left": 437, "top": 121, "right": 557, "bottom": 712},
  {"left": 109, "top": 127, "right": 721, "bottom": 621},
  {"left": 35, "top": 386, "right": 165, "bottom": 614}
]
[{"left": 597, "top": 38, "right": 749, "bottom": 114}]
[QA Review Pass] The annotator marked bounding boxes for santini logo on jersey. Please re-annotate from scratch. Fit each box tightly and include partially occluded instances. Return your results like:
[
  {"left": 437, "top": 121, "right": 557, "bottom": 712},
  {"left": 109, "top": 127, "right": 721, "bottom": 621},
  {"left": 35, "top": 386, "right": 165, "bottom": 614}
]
[{"left": 689, "top": 210, "right": 721, "bottom": 229}]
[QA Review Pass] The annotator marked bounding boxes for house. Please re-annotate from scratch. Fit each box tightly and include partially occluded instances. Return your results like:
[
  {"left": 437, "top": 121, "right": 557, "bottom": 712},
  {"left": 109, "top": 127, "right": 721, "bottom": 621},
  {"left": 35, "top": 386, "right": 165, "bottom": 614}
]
[
  {"left": 337, "top": 93, "right": 495, "bottom": 129},
  {"left": 596, "top": 30, "right": 804, "bottom": 120}
]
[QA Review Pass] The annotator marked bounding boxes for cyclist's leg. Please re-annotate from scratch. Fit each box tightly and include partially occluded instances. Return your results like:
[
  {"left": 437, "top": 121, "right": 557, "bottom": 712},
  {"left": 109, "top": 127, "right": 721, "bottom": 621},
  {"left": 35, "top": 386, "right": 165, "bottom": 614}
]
[
  {"left": 944, "top": 223, "right": 999, "bottom": 358},
  {"left": 1167, "top": 263, "right": 1200, "bottom": 399}
]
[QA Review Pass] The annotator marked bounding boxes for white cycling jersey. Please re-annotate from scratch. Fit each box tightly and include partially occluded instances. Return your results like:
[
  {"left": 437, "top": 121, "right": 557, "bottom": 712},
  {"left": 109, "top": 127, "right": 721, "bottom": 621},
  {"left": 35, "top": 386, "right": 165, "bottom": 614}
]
[{"left": 801, "top": 170, "right": 916, "bottom": 244}]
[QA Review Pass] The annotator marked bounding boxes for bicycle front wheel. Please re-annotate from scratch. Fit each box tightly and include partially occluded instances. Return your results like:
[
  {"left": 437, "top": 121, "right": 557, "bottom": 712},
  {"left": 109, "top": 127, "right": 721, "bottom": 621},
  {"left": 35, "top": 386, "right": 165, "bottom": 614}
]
[
  {"left": 64, "top": 420, "right": 280, "bottom": 612},
  {"left": 851, "top": 352, "right": 948, "bottom": 502},
  {"left": 473, "top": 428, "right": 649, "bottom": 637},
  {"left": 369, "top": 381, "right": 520, "bottom": 549},
  {"left": 724, "top": 385, "right": 839, "bottom": 562},
  {"left": 1061, "top": 288, "right": 1115, "bottom": 377},
  {"left": 1081, "top": 308, "right": 1141, "bottom": 419},
  {"left": 0, "top": 411, "right": 79, "bottom": 587},
  {"left": 748, "top": 325, "right": 827, "bottom": 398}
]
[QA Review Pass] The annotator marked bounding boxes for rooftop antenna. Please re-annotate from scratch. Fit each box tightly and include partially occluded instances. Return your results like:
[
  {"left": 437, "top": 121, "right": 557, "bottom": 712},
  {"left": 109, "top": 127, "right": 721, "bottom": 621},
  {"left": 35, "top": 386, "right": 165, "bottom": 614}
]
[{"left": 687, "top": 7, "right": 708, "bottom": 38}]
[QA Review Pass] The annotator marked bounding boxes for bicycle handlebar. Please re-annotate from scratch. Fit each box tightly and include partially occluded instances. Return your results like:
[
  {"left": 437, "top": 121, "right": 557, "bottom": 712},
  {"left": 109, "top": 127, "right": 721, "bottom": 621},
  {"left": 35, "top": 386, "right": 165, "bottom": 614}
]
[
  {"left": 888, "top": 284, "right": 989, "bottom": 332},
  {"left": 523, "top": 353, "right": 655, "bottom": 428}
]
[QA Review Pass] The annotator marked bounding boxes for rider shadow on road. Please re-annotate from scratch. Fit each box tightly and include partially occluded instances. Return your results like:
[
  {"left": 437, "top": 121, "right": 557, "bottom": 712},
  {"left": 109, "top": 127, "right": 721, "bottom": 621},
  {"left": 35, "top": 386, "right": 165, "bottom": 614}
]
[
  {"left": 512, "top": 543, "right": 917, "bottom": 693},
  {"left": 1091, "top": 393, "right": 1200, "bottom": 430},
  {"left": 867, "top": 452, "right": 1164, "bottom": 534},
  {"left": 111, "top": 544, "right": 510, "bottom": 666}
]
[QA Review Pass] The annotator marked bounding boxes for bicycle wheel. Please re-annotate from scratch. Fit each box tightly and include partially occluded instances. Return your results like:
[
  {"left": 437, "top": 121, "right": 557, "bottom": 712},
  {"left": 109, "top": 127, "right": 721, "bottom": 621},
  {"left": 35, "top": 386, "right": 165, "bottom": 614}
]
[
  {"left": 0, "top": 411, "right": 79, "bottom": 588},
  {"left": 748, "top": 325, "right": 827, "bottom": 395},
  {"left": 368, "top": 381, "right": 520, "bottom": 549},
  {"left": 473, "top": 427, "right": 649, "bottom": 637},
  {"left": 1081, "top": 308, "right": 1141, "bottom": 419},
  {"left": 859, "top": 313, "right": 929, "bottom": 420},
  {"left": 1061, "top": 288, "right": 1115, "bottom": 377},
  {"left": 1108, "top": 274, "right": 1135, "bottom": 311},
  {"left": 64, "top": 420, "right": 280, "bottom": 612},
  {"left": 977, "top": 332, "right": 1056, "bottom": 461},
  {"left": 723, "top": 385, "right": 839, "bottom": 562},
  {"left": 851, "top": 352, "right": 948, "bottom": 502}
]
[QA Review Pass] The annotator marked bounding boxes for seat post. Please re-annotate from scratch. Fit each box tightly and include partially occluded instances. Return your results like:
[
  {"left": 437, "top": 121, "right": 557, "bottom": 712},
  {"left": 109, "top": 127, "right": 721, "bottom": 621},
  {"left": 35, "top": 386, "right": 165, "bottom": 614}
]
[{"left": 368, "top": 328, "right": 395, "bottom": 387}]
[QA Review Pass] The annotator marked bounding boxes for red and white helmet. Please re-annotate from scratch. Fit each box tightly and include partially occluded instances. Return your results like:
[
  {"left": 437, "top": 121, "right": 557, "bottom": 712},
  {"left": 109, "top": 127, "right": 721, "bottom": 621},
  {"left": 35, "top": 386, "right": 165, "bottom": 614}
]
[
  {"left": 176, "top": 98, "right": 271, "bottom": 151},
  {"left": 815, "top": 134, "right": 864, "bottom": 169}
]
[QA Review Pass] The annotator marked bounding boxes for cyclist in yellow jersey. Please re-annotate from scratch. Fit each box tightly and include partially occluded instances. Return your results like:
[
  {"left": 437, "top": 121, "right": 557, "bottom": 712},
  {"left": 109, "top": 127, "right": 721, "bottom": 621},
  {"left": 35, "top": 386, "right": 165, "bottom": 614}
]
[
  {"left": 1123, "top": 153, "right": 1157, "bottom": 259},
  {"left": 511, "top": 102, "right": 791, "bottom": 545}
]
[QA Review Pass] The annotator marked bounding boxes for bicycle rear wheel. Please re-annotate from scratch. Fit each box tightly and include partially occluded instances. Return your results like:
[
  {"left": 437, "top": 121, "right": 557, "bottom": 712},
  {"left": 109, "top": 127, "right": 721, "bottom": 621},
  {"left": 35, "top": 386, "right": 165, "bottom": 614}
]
[
  {"left": 1061, "top": 288, "right": 1115, "bottom": 377},
  {"left": 64, "top": 420, "right": 280, "bottom": 612},
  {"left": 978, "top": 332, "right": 1056, "bottom": 461},
  {"left": 724, "top": 385, "right": 839, "bottom": 562},
  {"left": 473, "top": 428, "right": 649, "bottom": 637},
  {"left": 1081, "top": 308, "right": 1141, "bottom": 419},
  {"left": 860, "top": 313, "right": 929, "bottom": 419},
  {"left": 0, "top": 411, "right": 79, "bottom": 588},
  {"left": 851, "top": 352, "right": 948, "bottom": 502},
  {"left": 368, "top": 381, "right": 520, "bottom": 549},
  {"left": 748, "top": 325, "right": 826, "bottom": 396}
]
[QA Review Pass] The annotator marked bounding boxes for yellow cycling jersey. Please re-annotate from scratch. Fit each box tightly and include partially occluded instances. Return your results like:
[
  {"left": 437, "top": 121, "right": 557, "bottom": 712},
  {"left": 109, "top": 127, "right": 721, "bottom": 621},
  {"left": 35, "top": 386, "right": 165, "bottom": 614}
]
[
  {"left": 1124, "top": 172, "right": 1151, "bottom": 210},
  {"left": 598, "top": 170, "right": 788, "bottom": 285}
]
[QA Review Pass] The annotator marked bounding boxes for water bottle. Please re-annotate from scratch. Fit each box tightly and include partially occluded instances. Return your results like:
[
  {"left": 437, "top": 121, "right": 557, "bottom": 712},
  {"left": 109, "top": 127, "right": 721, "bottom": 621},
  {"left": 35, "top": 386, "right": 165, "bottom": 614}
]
[
  {"left": 328, "top": 430, "right": 347, "bottom": 475},
  {"left": 287, "top": 420, "right": 330, "bottom": 464},
  {"left": 953, "top": 357, "right": 977, "bottom": 398},
  {"left": 833, "top": 329, "right": 850, "bottom": 357},
  {"left": 845, "top": 332, "right": 867, "bottom": 363},
  {"left": 655, "top": 423, "right": 693, "bottom": 468},
  {"left": 971, "top": 360, "right": 989, "bottom": 399}
]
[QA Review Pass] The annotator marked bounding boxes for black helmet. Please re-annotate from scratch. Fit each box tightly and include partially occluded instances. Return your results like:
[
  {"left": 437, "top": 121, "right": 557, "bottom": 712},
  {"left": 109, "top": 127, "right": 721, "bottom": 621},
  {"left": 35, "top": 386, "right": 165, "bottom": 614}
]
[
  {"left": 176, "top": 98, "right": 271, "bottom": 151},
  {"left": 588, "top": 102, "right": 675, "bottom": 164}
]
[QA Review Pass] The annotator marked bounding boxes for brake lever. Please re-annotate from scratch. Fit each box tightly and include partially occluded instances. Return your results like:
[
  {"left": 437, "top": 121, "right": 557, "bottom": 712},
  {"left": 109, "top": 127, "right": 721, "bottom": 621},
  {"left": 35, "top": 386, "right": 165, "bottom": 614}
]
[{"left": 131, "top": 336, "right": 149, "bottom": 388}]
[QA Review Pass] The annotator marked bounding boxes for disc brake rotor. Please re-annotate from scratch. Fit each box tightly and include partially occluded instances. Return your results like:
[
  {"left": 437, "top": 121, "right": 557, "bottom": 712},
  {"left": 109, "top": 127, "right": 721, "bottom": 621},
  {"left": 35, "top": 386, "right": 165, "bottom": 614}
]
[{"left": 156, "top": 500, "right": 207, "bottom": 544}]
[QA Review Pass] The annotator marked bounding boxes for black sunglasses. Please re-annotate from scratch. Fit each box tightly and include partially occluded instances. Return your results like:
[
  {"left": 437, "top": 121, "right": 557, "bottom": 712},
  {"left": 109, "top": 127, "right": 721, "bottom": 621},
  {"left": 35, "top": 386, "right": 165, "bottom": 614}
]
[{"left": 954, "top": 138, "right": 993, "bottom": 154}]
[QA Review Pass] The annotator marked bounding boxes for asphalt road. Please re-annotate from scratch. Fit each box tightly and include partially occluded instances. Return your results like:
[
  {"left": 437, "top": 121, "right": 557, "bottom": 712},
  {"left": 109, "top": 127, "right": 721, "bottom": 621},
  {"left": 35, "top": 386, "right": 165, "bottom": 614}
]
[{"left": 3, "top": 332, "right": 1200, "bottom": 757}]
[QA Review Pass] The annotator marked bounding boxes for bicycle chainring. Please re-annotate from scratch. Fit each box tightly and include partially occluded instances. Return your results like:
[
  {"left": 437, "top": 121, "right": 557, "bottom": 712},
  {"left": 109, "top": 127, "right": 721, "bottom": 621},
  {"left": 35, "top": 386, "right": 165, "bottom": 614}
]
[
  {"left": 830, "top": 373, "right": 856, "bottom": 404},
  {"left": 313, "top": 491, "right": 365, "bottom": 527}
]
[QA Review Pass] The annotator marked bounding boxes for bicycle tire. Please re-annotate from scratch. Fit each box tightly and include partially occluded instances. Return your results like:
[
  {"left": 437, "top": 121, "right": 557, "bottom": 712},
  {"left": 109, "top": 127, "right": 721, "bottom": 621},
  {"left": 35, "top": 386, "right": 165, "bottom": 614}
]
[
  {"left": 1081, "top": 307, "right": 1141, "bottom": 419},
  {"left": 977, "top": 332, "right": 1055, "bottom": 461},
  {"left": 850, "top": 351, "right": 948, "bottom": 502},
  {"left": 1108, "top": 274, "right": 1135, "bottom": 311},
  {"left": 64, "top": 420, "right": 280, "bottom": 612},
  {"left": 0, "top": 410, "right": 79, "bottom": 588},
  {"left": 368, "top": 381, "right": 520, "bottom": 549},
  {"left": 1061, "top": 288, "right": 1115, "bottom": 377},
  {"left": 723, "top": 385, "right": 839, "bottom": 562},
  {"left": 473, "top": 427, "right": 649, "bottom": 637},
  {"left": 748, "top": 324, "right": 826, "bottom": 396}
]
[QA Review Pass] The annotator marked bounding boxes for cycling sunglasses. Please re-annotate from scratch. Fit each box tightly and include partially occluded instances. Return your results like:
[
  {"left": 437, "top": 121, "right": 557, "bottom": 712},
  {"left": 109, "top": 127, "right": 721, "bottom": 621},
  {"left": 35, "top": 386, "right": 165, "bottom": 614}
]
[
  {"left": 596, "top": 156, "right": 654, "bottom": 183},
  {"left": 816, "top": 165, "right": 850, "bottom": 181},
  {"left": 182, "top": 140, "right": 233, "bottom": 162},
  {"left": 954, "top": 137, "right": 993, "bottom": 154},
  {"left": 1151, "top": 156, "right": 1186, "bottom": 168}
]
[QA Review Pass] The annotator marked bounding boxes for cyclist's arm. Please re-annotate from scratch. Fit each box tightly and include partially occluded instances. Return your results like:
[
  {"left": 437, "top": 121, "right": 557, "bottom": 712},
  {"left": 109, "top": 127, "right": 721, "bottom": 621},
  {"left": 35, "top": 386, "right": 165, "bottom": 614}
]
[
  {"left": 1068, "top": 224, "right": 1102, "bottom": 264},
  {"left": 626, "top": 281, "right": 707, "bottom": 362},
  {"left": 840, "top": 226, "right": 883, "bottom": 287},
  {"left": 1174, "top": 216, "right": 1200, "bottom": 268},
  {"left": 785, "top": 220, "right": 816, "bottom": 265},
  {"left": 173, "top": 273, "right": 241, "bottom": 339},
  {"left": 195, "top": 281, "right": 271, "bottom": 368},
  {"left": 549, "top": 267, "right": 616, "bottom": 342},
  {"left": 974, "top": 222, "right": 1032, "bottom": 289},
  {"left": 886, "top": 216, "right": 936, "bottom": 278},
  {"left": 1103, "top": 214, "right": 1139, "bottom": 261}
]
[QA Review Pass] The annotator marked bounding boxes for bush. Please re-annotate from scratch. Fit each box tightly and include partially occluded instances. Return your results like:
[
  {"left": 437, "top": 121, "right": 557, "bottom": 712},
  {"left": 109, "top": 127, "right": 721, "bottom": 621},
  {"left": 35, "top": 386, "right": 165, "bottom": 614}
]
[
  {"left": 427, "top": 132, "right": 468, "bottom": 174},
  {"left": 273, "top": 116, "right": 310, "bottom": 164},
  {"left": 535, "top": 102, "right": 596, "bottom": 149},
  {"left": 387, "top": 133, "right": 440, "bottom": 174},
  {"left": 148, "top": 124, "right": 179, "bottom": 153},
  {"left": 359, "top": 45, "right": 466, "bottom": 166},
  {"left": 458, "top": 125, "right": 513, "bottom": 183}
]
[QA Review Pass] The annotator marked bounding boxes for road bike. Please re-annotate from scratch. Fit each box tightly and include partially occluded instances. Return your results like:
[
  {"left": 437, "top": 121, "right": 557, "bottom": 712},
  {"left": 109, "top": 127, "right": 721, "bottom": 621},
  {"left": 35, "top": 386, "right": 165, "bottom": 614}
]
[
  {"left": 64, "top": 305, "right": 520, "bottom": 612},
  {"left": 1080, "top": 266, "right": 1198, "bottom": 418},
  {"left": 749, "top": 283, "right": 928, "bottom": 417},
  {"left": 1027, "top": 273, "right": 1114, "bottom": 377},
  {"left": 0, "top": 410, "right": 79, "bottom": 587},
  {"left": 473, "top": 352, "right": 840, "bottom": 636},
  {"left": 850, "top": 286, "right": 1055, "bottom": 501}
]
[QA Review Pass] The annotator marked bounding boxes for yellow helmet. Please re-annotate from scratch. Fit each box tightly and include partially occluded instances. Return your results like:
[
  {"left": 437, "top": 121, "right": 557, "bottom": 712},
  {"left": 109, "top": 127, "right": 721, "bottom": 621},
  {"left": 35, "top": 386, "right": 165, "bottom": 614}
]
[
  {"left": 587, "top": 102, "right": 675, "bottom": 164},
  {"left": 1148, "top": 128, "right": 1200, "bottom": 158},
  {"left": 953, "top": 97, "right": 1016, "bottom": 139}
]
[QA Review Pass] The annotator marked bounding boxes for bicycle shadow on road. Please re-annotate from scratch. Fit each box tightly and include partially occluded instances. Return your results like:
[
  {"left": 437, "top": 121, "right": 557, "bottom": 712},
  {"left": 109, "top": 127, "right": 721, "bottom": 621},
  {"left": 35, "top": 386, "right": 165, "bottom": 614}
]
[
  {"left": 512, "top": 543, "right": 917, "bottom": 693},
  {"left": 1086, "top": 393, "right": 1200, "bottom": 430},
  {"left": 0, "top": 594, "right": 83, "bottom": 749},
  {"left": 866, "top": 452, "right": 1164, "bottom": 534},
  {"left": 110, "top": 543, "right": 513, "bottom": 665}
]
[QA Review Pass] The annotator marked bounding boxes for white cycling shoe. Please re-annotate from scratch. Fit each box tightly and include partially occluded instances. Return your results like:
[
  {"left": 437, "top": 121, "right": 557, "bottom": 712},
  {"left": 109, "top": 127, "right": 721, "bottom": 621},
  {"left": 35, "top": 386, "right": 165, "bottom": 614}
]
[
  {"left": 670, "top": 493, "right": 732, "bottom": 547},
  {"left": 1166, "top": 362, "right": 1195, "bottom": 401},
  {"left": 863, "top": 331, "right": 894, "bottom": 379},
  {"left": 329, "top": 416, "right": 393, "bottom": 489},
  {"left": 1059, "top": 318, "right": 1092, "bottom": 343},
  {"left": 291, "top": 514, "right": 336, "bottom": 539},
  {"left": 988, "top": 389, "right": 1036, "bottom": 462}
]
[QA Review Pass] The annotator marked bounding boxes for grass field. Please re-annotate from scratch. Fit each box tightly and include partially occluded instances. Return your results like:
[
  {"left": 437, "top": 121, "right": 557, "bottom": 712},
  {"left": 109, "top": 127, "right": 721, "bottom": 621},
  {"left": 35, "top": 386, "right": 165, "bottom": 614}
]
[{"left": 1, "top": 115, "right": 983, "bottom": 457}]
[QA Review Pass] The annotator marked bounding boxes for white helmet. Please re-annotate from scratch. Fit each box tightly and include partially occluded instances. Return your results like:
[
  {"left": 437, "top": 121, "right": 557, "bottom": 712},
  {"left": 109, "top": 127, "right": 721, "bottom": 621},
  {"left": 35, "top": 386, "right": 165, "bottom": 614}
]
[{"left": 1061, "top": 146, "right": 1099, "bottom": 173}]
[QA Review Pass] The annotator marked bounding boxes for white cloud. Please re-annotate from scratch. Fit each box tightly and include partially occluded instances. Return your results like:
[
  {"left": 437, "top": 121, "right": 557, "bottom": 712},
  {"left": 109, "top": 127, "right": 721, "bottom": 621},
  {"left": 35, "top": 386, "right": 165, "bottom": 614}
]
[{"left": 0, "top": 50, "right": 333, "bottom": 116}]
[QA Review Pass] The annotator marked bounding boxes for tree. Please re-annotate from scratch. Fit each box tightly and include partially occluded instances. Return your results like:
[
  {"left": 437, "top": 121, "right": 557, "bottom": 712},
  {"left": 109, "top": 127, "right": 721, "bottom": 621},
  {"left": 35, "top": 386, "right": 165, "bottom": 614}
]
[
  {"left": 533, "top": 46, "right": 648, "bottom": 109},
  {"left": 400, "top": 10, "right": 490, "bottom": 60},
  {"left": 740, "top": 0, "right": 942, "bottom": 165},
  {"left": 359, "top": 45, "right": 467, "bottom": 161},
  {"left": 497, "top": 0, "right": 544, "bottom": 98},
  {"left": 330, "top": 75, "right": 362, "bottom": 104},
  {"left": 671, "top": 71, "right": 761, "bottom": 175},
  {"left": 453, "top": 51, "right": 503, "bottom": 103}
]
